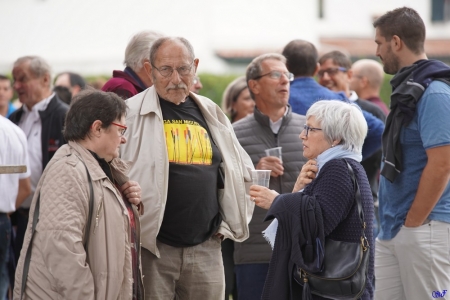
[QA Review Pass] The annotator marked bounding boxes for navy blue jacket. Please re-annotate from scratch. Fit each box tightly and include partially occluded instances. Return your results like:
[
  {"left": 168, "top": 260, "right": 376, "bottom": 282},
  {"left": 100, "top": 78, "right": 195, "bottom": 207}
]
[
  {"left": 289, "top": 77, "right": 384, "bottom": 160},
  {"left": 9, "top": 95, "right": 69, "bottom": 169}
]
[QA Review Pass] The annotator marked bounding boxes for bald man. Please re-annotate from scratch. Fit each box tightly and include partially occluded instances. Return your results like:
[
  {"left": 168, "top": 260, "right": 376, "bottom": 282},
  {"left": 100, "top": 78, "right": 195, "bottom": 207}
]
[{"left": 350, "top": 59, "right": 389, "bottom": 115}]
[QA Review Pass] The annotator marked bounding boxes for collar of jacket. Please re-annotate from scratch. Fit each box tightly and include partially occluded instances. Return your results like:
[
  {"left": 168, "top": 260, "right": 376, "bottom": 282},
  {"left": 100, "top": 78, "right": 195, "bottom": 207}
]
[
  {"left": 253, "top": 104, "right": 292, "bottom": 130},
  {"left": 67, "top": 140, "right": 131, "bottom": 185},
  {"left": 138, "top": 86, "right": 231, "bottom": 132},
  {"left": 123, "top": 67, "right": 147, "bottom": 91},
  {"left": 13, "top": 94, "right": 61, "bottom": 121}
]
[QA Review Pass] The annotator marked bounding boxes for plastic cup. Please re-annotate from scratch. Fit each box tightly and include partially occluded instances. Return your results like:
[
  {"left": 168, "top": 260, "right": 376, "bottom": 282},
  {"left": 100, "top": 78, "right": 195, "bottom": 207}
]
[
  {"left": 251, "top": 170, "right": 271, "bottom": 188},
  {"left": 265, "top": 146, "right": 282, "bottom": 162}
]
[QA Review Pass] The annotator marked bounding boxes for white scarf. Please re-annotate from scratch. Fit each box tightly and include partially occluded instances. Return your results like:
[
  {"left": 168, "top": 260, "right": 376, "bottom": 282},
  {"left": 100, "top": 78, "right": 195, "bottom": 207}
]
[{"left": 262, "top": 145, "right": 362, "bottom": 249}]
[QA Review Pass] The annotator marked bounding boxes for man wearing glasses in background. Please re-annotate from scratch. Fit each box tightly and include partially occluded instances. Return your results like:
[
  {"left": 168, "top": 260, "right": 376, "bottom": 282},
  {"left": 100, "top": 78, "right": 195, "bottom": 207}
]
[
  {"left": 120, "top": 36, "right": 255, "bottom": 300},
  {"left": 317, "top": 50, "right": 386, "bottom": 237},
  {"left": 282, "top": 39, "right": 384, "bottom": 160},
  {"left": 232, "top": 53, "right": 307, "bottom": 300}
]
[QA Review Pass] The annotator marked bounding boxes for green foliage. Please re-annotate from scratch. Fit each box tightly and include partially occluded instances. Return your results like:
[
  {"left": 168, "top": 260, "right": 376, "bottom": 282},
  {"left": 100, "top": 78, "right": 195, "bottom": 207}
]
[
  {"left": 380, "top": 74, "right": 393, "bottom": 108},
  {"left": 197, "top": 73, "right": 241, "bottom": 106}
]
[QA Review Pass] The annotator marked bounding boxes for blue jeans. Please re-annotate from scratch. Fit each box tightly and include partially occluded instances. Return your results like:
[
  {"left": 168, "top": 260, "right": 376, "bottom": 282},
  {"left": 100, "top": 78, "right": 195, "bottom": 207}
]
[
  {"left": 0, "top": 214, "right": 11, "bottom": 298},
  {"left": 235, "top": 263, "right": 269, "bottom": 300}
]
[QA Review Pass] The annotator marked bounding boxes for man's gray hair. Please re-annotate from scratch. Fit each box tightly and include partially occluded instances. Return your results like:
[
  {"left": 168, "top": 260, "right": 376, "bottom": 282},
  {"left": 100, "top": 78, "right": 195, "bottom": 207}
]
[
  {"left": 246, "top": 53, "right": 286, "bottom": 99},
  {"left": 124, "top": 30, "right": 163, "bottom": 71},
  {"left": 306, "top": 100, "right": 368, "bottom": 154},
  {"left": 149, "top": 37, "right": 195, "bottom": 65},
  {"left": 14, "top": 56, "right": 52, "bottom": 79}
]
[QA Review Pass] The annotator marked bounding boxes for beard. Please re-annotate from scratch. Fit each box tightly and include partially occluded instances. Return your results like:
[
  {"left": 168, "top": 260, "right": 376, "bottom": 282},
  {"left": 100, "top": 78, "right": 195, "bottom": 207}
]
[{"left": 381, "top": 46, "right": 401, "bottom": 75}]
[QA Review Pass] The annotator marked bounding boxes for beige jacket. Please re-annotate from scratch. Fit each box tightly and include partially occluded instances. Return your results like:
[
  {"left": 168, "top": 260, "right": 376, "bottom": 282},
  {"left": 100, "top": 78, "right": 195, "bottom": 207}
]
[
  {"left": 14, "top": 141, "right": 144, "bottom": 300},
  {"left": 121, "top": 87, "right": 254, "bottom": 257}
]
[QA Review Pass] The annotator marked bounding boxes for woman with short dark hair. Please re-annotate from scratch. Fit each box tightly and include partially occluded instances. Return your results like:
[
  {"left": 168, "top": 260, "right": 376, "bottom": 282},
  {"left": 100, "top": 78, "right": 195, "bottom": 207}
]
[{"left": 15, "top": 90, "right": 144, "bottom": 300}]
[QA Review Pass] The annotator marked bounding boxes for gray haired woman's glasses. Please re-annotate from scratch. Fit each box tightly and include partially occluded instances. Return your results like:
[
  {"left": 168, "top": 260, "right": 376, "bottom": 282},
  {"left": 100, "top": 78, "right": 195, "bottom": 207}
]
[
  {"left": 303, "top": 124, "right": 322, "bottom": 137},
  {"left": 254, "top": 71, "right": 294, "bottom": 81}
]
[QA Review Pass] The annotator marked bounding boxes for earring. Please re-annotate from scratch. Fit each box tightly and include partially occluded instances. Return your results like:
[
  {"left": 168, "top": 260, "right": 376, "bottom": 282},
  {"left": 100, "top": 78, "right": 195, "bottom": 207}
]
[{"left": 331, "top": 144, "right": 335, "bottom": 147}]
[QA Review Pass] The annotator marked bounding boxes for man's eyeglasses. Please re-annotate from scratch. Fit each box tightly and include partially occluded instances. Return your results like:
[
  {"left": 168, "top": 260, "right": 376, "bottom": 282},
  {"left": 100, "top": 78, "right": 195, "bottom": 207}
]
[
  {"left": 254, "top": 71, "right": 294, "bottom": 82},
  {"left": 152, "top": 62, "right": 194, "bottom": 78},
  {"left": 303, "top": 124, "right": 322, "bottom": 137},
  {"left": 111, "top": 122, "right": 127, "bottom": 136},
  {"left": 317, "top": 67, "right": 347, "bottom": 78}
]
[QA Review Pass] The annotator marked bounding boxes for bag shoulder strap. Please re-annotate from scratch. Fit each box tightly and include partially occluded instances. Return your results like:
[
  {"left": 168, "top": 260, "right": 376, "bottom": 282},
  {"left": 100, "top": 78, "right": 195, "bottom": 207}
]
[
  {"left": 343, "top": 159, "right": 366, "bottom": 238},
  {"left": 20, "top": 155, "right": 94, "bottom": 300}
]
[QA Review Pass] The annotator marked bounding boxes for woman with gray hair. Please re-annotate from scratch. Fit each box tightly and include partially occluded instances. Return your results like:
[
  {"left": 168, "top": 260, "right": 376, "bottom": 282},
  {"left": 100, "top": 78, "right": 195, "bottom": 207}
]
[
  {"left": 222, "top": 76, "right": 255, "bottom": 123},
  {"left": 250, "top": 100, "right": 374, "bottom": 299}
]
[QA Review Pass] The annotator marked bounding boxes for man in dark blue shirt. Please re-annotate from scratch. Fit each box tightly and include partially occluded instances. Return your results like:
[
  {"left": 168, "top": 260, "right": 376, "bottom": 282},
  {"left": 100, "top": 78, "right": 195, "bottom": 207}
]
[{"left": 282, "top": 40, "right": 384, "bottom": 159}]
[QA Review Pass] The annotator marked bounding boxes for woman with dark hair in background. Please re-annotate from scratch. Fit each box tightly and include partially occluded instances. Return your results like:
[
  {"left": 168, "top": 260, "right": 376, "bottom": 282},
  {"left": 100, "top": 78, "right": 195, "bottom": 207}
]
[
  {"left": 222, "top": 76, "right": 255, "bottom": 123},
  {"left": 14, "top": 90, "right": 144, "bottom": 300}
]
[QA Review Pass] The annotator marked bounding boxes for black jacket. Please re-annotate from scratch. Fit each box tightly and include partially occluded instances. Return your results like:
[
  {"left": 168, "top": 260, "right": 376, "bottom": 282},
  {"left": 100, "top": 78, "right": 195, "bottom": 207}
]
[
  {"left": 9, "top": 95, "right": 69, "bottom": 169},
  {"left": 262, "top": 159, "right": 374, "bottom": 300}
]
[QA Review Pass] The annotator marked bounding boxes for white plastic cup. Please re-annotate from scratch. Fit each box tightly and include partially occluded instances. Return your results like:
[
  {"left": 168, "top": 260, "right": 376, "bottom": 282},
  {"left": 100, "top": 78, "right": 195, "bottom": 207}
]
[
  {"left": 265, "top": 146, "right": 282, "bottom": 162},
  {"left": 251, "top": 170, "right": 271, "bottom": 188}
]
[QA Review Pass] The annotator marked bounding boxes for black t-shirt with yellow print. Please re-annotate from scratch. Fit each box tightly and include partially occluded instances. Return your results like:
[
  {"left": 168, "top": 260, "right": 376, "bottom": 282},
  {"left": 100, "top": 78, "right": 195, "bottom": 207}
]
[{"left": 157, "top": 96, "right": 222, "bottom": 247}]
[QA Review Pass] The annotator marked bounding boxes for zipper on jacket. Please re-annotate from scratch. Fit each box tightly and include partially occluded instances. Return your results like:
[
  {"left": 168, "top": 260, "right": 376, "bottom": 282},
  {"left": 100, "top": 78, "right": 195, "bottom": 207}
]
[{"left": 93, "top": 200, "right": 103, "bottom": 234}]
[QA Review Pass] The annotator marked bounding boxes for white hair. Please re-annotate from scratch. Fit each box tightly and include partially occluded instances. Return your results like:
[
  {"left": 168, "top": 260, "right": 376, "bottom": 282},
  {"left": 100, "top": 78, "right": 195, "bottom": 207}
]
[
  {"left": 306, "top": 100, "right": 368, "bottom": 154},
  {"left": 123, "top": 30, "right": 163, "bottom": 71},
  {"left": 14, "top": 56, "right": 52, "bottom": 79}
]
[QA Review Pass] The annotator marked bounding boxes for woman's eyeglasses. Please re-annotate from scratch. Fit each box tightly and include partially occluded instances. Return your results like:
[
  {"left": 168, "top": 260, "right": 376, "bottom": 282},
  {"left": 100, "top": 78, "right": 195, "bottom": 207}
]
[
  {"left": 303, "top": 124, "right": 322, "bottom": 137},
  {"left": 111, "top": 122, "right": 127, "bottom": 136}
]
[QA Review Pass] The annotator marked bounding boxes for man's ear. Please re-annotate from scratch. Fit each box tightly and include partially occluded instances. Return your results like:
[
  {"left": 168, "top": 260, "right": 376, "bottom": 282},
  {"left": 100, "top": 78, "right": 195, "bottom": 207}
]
[
  {"left": 143, "top": 61, "right": 152, "bottom": 76},
  {"left": 312, "top": 63, "right": 320, "bottom": 76},
  {"left": 143, "top": 61, "right": 154, "bottom": 85},
  {"left": 193, "top": 58, "right": 199, "bottom": 73},
  {"left": 392, "top": 35, "right": 402, "bottom": 52},
  {"left": 347, "top": 68, "right": 353, "bottom": 81},
  {"left": 360, "top": 76, "right": 369, "bottom": 88},
  {"left": 248, "top": 79, "right": 259, "bottom": 96},
  {"left": 42, "top": 73, "right": 51, "bottom": 88}
]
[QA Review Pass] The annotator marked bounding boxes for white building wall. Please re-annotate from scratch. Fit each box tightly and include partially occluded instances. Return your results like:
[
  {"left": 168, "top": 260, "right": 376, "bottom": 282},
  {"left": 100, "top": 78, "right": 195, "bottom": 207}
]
[
  {"left": 0, "top": 0, "right": 448, "bottom": 75},
  {"left": 318, "top": 0, "right": 450, "bottom": 39},
  {"left": 0, "top": 0, "right": 317, "bottom": 75}
]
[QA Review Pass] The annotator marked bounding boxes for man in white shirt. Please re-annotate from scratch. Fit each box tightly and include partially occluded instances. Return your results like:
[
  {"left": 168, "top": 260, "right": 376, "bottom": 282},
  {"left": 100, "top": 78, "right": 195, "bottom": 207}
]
[
  {"left": 0, "top": 116, "right": 31, "bottom": 297},
  {"left": 8, "top": 56, "right": 69, "bottom": 265}
]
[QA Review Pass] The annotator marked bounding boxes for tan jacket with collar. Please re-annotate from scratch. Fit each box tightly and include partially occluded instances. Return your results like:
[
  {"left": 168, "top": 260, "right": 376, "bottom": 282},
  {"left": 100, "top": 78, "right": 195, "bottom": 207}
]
[
  {"left": 14, "top": 141, "right": 144, "bottom": 300},
  {"left": 121, "top": 87, "right": 254, "bottom": 257}
]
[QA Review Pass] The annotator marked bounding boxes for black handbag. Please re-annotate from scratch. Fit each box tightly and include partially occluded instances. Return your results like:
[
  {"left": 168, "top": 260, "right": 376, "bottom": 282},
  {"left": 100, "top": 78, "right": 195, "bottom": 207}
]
[{"left": 296, "top": 160, "right": 370, "bottom": 300}]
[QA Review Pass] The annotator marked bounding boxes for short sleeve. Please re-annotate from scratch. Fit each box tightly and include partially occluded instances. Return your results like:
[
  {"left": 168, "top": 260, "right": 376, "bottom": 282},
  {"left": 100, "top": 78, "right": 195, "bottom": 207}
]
[{"left": 418, "top": 81, "right": 450, "bottom": 149}]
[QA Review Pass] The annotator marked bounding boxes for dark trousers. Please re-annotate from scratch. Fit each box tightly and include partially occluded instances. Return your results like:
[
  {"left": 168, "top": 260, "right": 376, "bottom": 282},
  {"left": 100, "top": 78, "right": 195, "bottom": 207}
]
[
  {"left": 0, "top": 213, "right": 11, "bottom": 298},
  {"left": 235, "top": 263, "right": 269, "bottom": 300},
  {"left": 221, "top": 239, "right": 237, "bottom": 300},
  {"left": 10, "top": 208, "right": 29, "bottom": 266}
]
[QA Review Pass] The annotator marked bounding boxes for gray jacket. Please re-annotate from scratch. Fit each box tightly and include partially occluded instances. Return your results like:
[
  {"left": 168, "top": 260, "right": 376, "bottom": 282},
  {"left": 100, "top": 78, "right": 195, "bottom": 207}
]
[{"left": 232, "top": 105, "right": 307, "bottom": 264}]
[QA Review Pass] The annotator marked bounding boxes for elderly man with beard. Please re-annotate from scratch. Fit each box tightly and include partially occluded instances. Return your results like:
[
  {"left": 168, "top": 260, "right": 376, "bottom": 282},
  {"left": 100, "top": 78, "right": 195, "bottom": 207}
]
[{"left": 120, "top": 36, "right": 254, "bottom": 300}]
